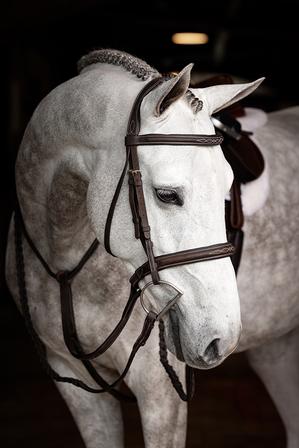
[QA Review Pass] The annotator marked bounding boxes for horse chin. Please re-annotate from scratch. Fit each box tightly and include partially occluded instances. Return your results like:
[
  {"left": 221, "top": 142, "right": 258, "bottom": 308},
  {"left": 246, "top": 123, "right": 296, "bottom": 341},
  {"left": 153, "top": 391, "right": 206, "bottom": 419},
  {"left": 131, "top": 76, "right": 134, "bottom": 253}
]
[
  {"left": 166, "top": 311, "right": 227, "bottom": 367},
  {"left": 185, "top": 356, "right": 225, "bottom": 370},
  {"left": 166, "top": 338, "right": 227, "bottom": 369}
]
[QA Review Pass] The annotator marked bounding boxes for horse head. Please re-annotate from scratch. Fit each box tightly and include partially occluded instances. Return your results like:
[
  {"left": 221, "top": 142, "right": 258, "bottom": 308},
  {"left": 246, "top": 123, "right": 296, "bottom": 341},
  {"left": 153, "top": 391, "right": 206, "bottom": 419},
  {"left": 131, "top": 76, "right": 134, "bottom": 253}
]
[{"left": 84, "top": 51, "right": 263, "bottom": 368}]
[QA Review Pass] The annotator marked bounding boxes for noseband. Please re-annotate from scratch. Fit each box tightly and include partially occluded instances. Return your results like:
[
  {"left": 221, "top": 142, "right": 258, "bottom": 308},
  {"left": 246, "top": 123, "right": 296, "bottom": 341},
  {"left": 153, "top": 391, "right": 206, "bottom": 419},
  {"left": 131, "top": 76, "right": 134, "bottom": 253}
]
[{"left": 14, "top": 76, "right": 235, "bottom": 403}]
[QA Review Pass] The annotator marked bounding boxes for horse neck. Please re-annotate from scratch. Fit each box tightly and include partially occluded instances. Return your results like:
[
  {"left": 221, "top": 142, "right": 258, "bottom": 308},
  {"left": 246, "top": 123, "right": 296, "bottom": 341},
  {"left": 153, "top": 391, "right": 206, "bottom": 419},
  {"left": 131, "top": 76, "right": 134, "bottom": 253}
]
[{"left": 15, "top": 67, "right": 147, "bottom": 271}]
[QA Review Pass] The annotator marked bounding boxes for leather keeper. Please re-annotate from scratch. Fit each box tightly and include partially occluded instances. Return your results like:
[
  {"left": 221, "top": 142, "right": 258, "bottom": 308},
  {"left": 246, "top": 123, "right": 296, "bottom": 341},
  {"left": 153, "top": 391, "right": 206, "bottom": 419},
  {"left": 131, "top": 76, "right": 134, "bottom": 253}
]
[{"left": 129, "top": 170, "right": 142, "bottom": 186}]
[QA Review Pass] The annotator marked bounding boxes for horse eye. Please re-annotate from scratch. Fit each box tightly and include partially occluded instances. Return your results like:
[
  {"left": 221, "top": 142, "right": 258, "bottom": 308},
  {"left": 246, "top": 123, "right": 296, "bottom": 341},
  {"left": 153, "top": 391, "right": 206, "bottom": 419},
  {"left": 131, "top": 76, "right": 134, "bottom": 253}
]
[{"left": 155, "top": 188, "right": 183, "bottom": 206}]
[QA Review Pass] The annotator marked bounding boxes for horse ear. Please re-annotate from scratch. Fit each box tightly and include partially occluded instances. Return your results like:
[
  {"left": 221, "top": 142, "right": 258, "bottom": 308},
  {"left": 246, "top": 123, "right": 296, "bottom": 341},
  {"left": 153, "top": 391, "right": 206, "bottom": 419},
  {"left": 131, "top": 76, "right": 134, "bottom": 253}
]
[
  {"left": 194, "top": 78, "right": 265, "bottom": 115},
  {"left": 145, "top": 64, "right": 193, "bottom": 116}
]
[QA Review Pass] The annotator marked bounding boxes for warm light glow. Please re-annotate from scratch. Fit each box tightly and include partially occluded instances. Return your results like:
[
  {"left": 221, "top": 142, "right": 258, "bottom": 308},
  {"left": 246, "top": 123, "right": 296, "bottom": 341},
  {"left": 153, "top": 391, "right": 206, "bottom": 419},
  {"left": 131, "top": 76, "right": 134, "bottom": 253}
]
[{"left": 172, "top": 32, "right": 209, "bottom": 45}]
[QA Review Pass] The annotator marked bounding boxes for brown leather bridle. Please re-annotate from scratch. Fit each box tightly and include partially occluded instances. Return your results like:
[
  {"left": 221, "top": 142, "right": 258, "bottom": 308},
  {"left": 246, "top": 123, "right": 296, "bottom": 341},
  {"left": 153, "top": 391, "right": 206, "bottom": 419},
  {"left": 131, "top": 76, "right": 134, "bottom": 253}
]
[{"left": 14, "top": 76, "right": 235, "bottom": 403}]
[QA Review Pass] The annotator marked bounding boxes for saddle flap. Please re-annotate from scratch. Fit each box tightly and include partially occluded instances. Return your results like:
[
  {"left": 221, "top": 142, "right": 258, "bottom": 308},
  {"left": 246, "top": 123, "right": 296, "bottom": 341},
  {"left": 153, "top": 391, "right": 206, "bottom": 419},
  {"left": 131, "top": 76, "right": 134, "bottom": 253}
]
[{"left": 222, "top": 133, "right": 265, "bottom": 183}]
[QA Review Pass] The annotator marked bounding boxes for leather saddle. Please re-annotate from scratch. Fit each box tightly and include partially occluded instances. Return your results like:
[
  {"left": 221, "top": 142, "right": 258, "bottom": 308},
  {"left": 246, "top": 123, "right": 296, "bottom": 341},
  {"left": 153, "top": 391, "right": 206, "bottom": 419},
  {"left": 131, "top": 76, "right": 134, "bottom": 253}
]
[{"left": 192, "top": 74, "right": 265, "bottom": 272}]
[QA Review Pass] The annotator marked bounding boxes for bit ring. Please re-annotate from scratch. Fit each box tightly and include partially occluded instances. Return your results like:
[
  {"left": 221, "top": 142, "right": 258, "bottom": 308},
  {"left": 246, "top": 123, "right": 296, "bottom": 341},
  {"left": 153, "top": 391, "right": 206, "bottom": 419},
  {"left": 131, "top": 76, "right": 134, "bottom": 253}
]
[{"left": 140, "top": 280, "right": 183, "bottom": 319}]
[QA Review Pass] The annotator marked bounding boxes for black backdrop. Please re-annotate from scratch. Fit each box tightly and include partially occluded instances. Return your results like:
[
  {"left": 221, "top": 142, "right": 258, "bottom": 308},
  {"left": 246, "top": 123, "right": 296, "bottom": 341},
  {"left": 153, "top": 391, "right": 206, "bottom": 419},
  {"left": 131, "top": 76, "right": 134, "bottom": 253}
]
[
  {"left": 1, "top": 1, "right": 297, "bottom": 446},
  {"left": 1, "top": 0, "right": 298, "bottom": 287}
]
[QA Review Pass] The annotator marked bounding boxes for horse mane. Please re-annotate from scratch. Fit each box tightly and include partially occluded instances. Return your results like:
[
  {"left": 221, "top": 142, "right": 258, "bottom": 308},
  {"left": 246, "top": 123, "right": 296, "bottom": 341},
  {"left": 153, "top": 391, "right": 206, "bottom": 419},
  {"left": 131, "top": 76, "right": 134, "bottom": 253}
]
[
  {"left": 77, "top": 48, "right": 160, "bottom": 81},
  {"left": 77, "top": 48, "right": 202, "bottom": 113}
]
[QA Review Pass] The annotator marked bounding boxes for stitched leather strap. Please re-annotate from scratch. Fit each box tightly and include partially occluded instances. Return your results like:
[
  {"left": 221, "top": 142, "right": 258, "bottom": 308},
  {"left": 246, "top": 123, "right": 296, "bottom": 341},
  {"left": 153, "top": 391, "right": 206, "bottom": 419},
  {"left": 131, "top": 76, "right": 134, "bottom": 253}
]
[
  {"left": 58, "top": 272, "right": 141, "bottom": 360},
  {"left": 15, "top": 200, "right": 100, "bottom": 281},
  {"left": 127, "top": 77, "right": 164, "bottom": 136},
  {"left": 104, "top": 149, "right": 130, "bottom": 255},
  {"left": 126, "top": 134, "right": 224, "bottom": 146},
  {"left": 130, "top": 242, "right": 235, "bottom": 287},
  {"left": 14, "top": 209, "right": 137, "bottom": 402}
]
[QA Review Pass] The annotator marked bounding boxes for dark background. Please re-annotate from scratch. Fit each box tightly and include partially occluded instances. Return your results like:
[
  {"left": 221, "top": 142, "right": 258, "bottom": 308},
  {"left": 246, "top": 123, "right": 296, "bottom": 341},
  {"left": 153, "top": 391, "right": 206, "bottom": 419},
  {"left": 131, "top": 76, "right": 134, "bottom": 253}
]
[{"left": 1, "top": 0, "right": 297, "bottom": 446}]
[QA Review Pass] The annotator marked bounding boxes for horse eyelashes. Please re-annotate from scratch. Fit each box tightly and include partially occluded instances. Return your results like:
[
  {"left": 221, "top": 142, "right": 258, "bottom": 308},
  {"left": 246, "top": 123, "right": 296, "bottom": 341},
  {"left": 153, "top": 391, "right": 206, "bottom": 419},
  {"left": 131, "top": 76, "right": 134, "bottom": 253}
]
[{"left": 155, "top": 188, "right": 184, "bottom": 206}]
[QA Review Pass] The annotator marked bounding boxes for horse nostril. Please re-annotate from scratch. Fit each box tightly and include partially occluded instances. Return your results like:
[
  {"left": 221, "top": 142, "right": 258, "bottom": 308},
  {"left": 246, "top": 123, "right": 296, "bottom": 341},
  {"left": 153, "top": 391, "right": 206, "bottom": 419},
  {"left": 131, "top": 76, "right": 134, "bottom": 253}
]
[{"left": 203, "top": 338, "right": 220, "bottom": 363}]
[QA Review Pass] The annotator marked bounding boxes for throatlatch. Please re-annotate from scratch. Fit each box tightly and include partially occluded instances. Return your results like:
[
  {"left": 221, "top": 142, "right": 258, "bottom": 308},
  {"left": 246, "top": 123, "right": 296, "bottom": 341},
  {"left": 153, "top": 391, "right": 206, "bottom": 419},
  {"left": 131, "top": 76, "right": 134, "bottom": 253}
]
[{"left": 14, "top": 75, "right": 236, "bottom": 403}]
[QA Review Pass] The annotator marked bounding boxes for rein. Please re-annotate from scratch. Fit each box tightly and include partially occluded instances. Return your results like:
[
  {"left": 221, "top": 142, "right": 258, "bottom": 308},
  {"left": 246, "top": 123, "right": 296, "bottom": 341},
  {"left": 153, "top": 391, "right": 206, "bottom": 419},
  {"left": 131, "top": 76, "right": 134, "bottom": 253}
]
[{"left": 14, "top": 76, "right": 235, "bottom": 403}]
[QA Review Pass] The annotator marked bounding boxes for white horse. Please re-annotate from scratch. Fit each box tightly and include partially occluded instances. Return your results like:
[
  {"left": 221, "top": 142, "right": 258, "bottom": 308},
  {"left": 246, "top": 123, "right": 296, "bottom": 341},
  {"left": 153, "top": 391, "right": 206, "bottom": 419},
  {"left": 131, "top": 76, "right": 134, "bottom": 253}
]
[{"left": 5, "top": 49, "right": 299, "bottom": 448}]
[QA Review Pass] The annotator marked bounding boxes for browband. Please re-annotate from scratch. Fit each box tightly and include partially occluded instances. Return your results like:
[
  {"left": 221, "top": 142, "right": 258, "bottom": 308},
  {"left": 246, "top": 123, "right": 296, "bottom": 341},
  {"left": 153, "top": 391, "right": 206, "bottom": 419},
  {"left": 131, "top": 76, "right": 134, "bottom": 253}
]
[
  {"left": 125, "top": 134, "right": 224, "bottom": 147},
  {"left": 130, "top": 243, "right": 235, "bottom": 287}
]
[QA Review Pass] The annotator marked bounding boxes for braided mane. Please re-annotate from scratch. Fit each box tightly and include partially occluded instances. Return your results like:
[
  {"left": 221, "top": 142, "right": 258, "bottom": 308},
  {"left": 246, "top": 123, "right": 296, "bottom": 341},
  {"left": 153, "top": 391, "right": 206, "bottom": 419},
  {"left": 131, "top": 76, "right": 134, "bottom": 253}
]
[
  {"left": 77, "top": 48, "right": 160, "bottom": 81},
  {"left": 77, "top": 48, "right": 202, "bottom": 113}
]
